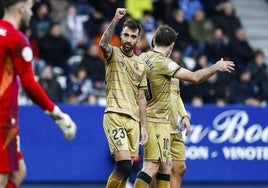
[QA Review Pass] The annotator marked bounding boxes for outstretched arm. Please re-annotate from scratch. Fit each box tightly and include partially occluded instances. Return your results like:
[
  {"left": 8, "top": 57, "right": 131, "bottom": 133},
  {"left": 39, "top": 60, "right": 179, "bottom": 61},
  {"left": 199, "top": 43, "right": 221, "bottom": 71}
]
[
  {"left": 99, "top": 8, "right": 127, "bottom": 59},
  {"left": 175, "top": 58, "right": 235, "bottom": 83}
]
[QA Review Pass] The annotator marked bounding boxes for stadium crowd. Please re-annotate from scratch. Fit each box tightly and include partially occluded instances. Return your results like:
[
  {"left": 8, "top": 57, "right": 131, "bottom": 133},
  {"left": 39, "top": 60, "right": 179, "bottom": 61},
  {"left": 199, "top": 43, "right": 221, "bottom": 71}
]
[{"left": 16, "top": 0, "right": 268, "bottom": 107}]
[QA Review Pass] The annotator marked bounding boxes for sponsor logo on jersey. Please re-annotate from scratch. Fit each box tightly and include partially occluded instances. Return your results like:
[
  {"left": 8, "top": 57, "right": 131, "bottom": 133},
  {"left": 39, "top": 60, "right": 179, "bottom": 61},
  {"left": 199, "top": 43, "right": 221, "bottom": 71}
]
[
  {"left": 168, "top": 61, "right": 178, "bottom": 71},
  {"left": 22, "top": 46, "right": 33, "bottom": 62},
  {"left": 0, "top": 28, "right": 7, "bottom": 36}
]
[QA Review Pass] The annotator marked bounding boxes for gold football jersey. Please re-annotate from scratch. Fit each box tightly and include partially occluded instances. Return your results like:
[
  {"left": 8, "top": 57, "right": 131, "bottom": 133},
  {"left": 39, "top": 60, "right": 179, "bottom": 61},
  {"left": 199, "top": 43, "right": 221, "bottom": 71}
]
[
  {"left": 140, "top": 50, "right": 181, "bottom": 123},
  {"left": 105, "top": 46, "right": 147, "bottom": 121}
]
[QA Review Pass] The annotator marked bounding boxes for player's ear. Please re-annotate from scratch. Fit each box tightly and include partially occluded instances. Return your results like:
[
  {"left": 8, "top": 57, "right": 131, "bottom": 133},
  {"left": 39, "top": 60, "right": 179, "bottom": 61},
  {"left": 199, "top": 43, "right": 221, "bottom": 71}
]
[
  {"left": 171, "top": 42, "right": 175, "bottom": 49},
  {"left": 18, "top": 3, "right": 26, "bottom": 14},
  {"left": 137, "top": 35, "right": 141, "bottom": 43},
  {"left": 169, "top": 42, "right": 175, "bottom": 52}
]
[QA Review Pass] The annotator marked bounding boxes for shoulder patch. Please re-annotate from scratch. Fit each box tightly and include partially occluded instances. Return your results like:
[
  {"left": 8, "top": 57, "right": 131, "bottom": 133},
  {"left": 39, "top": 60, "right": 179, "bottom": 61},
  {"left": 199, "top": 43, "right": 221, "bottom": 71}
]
[
  {"left": 22, "top": 47, "right": 33, "bottom": 62},
  {"left": 168, "top": 61, "right": 178, "bottom": 71}
]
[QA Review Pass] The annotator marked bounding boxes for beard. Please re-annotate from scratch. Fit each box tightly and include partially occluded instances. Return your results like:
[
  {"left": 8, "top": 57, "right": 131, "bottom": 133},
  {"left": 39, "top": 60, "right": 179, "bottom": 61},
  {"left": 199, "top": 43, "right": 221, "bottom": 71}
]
[{"left": 122, "top": 42, "right": 135, "bottom": 53}]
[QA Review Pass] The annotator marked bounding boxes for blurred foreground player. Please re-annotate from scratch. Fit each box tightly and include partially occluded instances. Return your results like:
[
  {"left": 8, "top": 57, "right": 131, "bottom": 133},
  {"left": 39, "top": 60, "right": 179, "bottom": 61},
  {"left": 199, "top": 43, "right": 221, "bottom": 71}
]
[{"left": 0, "top": 1, "right": 77, "bottom": 188}]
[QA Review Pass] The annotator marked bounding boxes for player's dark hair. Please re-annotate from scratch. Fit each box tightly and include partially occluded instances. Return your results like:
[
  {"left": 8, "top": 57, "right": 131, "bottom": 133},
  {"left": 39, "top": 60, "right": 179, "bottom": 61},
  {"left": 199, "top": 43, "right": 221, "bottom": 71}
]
[
  {"left": 2, "top": 0, "right": 28, "bottom": 8},
  {"left": 154, "top": 25, "right": 178, "bottom": 47},
  {"left": 0, "top": 1, "right": 3, "bottom": 18},
  {"left": 123, "top": 19, "right": 142, "bottom": 36}
]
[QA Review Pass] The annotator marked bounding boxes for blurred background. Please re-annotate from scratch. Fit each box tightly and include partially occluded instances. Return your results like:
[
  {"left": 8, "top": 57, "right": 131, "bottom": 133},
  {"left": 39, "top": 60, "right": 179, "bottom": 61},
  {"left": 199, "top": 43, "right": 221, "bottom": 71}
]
[{"left": 3, "top": 0, "right": 268, "bottom": 187}]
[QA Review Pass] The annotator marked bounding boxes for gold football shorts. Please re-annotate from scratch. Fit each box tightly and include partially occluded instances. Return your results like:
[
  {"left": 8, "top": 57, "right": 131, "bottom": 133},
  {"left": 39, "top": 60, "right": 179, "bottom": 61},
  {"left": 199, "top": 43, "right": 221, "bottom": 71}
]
[
  {"left": 170, "top": 132, "right": 186, "bottom": 161},
  {"left": 144, "top": 121, "right": 170, "bottom": 162},
  {"left": 103, "top": 112, "right": 140, "bottom": 157}
]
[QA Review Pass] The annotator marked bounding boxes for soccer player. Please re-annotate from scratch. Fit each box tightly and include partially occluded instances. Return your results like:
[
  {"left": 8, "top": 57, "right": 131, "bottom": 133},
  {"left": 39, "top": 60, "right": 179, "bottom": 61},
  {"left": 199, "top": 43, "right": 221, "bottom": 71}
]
[
  {"left": 151, "top": 78, "right": 191, "bottom": 188},
  {"left": 150, "top": 44, "right": 191, "bottom": 188},
  {"left": 134, "top": 25, "right": 235, "bottom": 188},
  {"left": 99, "top": 8, "right": 148, "bottom": 188},
  {"left": 0, "top": 1, "right": 77, "bottom": 188}
]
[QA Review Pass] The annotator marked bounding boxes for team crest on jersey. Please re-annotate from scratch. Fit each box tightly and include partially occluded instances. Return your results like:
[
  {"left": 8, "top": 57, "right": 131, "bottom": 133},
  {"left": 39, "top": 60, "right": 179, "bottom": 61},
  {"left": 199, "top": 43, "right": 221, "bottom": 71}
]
[
  {"left": 168, "top": 61, "right": 178, "bottom": 71},
  {"left": 116, "top": 140, "right": 123, "bottom": 147},
  {"left": 134, "top": 62, "right": 139, "bottom": 71},
  {"left": 22, "top": 47, "right": 33, "bottom": 62}
]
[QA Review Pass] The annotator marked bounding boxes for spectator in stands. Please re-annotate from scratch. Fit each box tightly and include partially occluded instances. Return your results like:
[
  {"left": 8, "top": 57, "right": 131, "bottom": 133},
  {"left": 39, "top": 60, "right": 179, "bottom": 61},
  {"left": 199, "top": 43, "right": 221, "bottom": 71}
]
[
  {"left": 125, "top": 0, "right": 153, "bottom": 21},
  {"left": 91, "top": 80, "right": 106, "bottom": 103},
  {"left": 227, "top": 27, "right": 254, "bottom": 72},
  {"left": 48, "top": 0, "right": 69, "bottom": 22},
  {"left": 38, "top": 22, "right": 73, "bottom": 76},
  {"left": 170, "top": 48, "right": 186, "bottom": 68},
  {"left": 65, "top": 66, "right": 94, "bottom": 103},
  {"left": 184, "top": 9, "right": 214, "bottom": 58},
  {"left": 247, "top": 50, "right": 268, "bottom": 102},
  {"left": 195, "top": 73, "right": 229, "bottom": 105},
  {"left": 165, "top": 8, "right": 193, "bottom": 51},
  {"left": 66, "top": 92, "right": 80, "bottom": 104},
  {"left": 141, "top": 10, "right": 156, "bottom": 48},
  {"left": 30, "top": 1, "right": 53, "bottom": 40},
  {"left": 205, "top": 28, "right": 229, "bottom": 63},
  {"left": 153, "top": 0, "right": 178, "bottom": 23},
  {"left": 68, "top": 0, "right": 92, "bottom": 15},
  {"left": 171, "top": 48, "right": 195, "bottom": 104},
  {"left": 85, "top": 93, "right": 99, "bottom": 105},
  {"left": 98, "top": 0, "right": 125, "bottom": 20},
  {"left": 178, "top": 0, "right": 203, "bottom": 21},
  {"left": 228, "top": 68, "right": 262, "bottom": 106},
  {"left": 80, "top": 43, "right": 106, "bottom": 83},
  {"left": 201, "top": 0, "right": 227, "bottom": 20},
  {"left": 83, "top": 6, "right": 105, "bottom": 39},
  {"left": 190, "top": 54, "right": 231, "bottom": 105},
  {"left": 213, "top": 2, "right": 242, "bottom": 39},
  {"left": 189, "top": 54, "right": 209, "bottom": 105},
  {"left": 192, "top": 53, "right": 210, "bottom": 71},
  {"left": 60, "top": 3, "right": 88, "bottom": 53},
  {"left": 38, "top": 65, "right": 64, "bottom": 102},
  {"left": 93, "top": 20, "right": 121, "bottom": 61}
]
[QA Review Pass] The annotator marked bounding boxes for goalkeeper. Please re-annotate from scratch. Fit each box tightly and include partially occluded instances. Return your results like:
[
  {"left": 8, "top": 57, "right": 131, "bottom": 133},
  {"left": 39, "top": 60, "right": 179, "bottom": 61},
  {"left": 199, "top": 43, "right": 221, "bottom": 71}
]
[{"left": 0, "top": 0, "right": 77, "bottom": 188}]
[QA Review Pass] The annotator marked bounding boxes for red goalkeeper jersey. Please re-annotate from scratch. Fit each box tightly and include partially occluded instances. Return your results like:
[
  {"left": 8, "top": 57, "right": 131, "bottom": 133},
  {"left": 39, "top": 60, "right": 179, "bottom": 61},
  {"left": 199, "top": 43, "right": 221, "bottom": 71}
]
[{"left": 0, "top": 20, "right": 54, "bottom": 128}]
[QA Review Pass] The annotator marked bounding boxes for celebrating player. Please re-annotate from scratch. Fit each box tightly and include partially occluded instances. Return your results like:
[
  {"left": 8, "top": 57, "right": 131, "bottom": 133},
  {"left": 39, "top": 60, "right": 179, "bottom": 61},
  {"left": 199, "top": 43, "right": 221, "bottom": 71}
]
[{"left": 99, "top": 8, "right": 148, "bottom": 188}]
